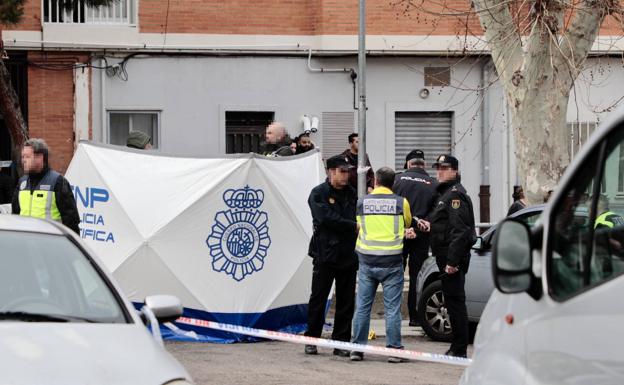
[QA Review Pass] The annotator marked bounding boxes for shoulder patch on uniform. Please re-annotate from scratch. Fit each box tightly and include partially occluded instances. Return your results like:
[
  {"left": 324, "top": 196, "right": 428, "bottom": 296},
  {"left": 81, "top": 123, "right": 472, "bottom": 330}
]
[
  {"left": 451, "top": 199, "right": 461, "bottom": 209},
  {"left": 451, "top": 186, "right": 458, "bottom": 192}
]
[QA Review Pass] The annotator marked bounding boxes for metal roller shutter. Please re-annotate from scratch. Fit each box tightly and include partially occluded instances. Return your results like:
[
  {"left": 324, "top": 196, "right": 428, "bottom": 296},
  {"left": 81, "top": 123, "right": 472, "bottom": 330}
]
[
  {"left": 321, "top": 112, "right": 355, "bottom": 160},
  {"left": 395, "top": 111, "right": 453, "bottom": 174}
]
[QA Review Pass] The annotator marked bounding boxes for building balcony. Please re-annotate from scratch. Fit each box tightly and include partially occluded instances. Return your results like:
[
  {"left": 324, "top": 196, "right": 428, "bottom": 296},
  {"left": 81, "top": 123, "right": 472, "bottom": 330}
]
[{"left": 43, "top": 0, "right": 136, "bottom": 26}]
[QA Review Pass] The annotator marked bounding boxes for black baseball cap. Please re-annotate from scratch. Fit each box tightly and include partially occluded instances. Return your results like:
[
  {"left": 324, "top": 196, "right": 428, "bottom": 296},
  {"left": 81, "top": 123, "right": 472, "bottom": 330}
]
[
  {"left": 404, "top": 149, "right": 425, "bottom": 169},
  {"left": 326, "top": 155, "right": 353, "bottom": 170},
  {"left": 432, "top": 154, "right": 459, "bottom": 170}
]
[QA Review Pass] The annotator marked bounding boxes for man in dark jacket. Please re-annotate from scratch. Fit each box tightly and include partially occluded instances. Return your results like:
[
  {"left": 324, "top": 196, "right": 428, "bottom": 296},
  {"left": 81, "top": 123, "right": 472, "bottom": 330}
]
[
  {"left": 427, "top": 154, "right": 475, "bottom": 358},
  {"left": 392, "top": 149, "right": 437, "bottom": 326},
  {"left": 12, "top": 138, "right": 80, "bottom": 234},
  {"left": 260, "top": 122, "right": 294, "bottom": 157},
  {"left": 341, "top": 133, "right": 373, "bottom": 192},
  {"left": 304, "top": 154, "right": 359, "bottom": 357}
]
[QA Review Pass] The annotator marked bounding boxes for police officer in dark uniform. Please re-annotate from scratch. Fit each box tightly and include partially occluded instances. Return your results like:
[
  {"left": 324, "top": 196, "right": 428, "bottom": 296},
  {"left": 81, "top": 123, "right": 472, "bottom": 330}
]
[
  {"left": 304, "top": 155, "right": 359, "bottom": 357},
  {"left": 428, "top": 154, "right": 475, "bottom": 358},
  {"left": 392, "top": 149, "right": 437, "bottom": 326}
]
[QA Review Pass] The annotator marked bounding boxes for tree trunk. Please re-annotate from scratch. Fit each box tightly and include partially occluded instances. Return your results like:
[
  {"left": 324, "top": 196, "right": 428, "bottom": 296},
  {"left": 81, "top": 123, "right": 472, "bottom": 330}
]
[
  {"left": 0, "top": 57, "right": 28, "bottom": 171},
  {"left": 508, "top": 85, "right": 570, "bottom": 204}
]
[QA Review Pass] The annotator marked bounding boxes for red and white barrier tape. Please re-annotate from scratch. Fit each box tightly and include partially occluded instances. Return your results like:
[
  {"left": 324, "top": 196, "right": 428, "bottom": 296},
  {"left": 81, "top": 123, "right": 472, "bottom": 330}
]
[{"left": 175, "top": 317, "right": 471, "bottom": 367}]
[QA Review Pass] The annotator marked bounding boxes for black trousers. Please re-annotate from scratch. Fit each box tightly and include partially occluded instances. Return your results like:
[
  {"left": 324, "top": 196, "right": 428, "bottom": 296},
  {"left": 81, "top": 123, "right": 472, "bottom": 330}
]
[
  {"left": 440, "top": 269, "right": 469, "bottom": 354},
  {"left": 403, "top": 237, "right": 429, "bottom": 322},
  {"left": 304, "top": 263, "right": 357, "bottom": 342}
]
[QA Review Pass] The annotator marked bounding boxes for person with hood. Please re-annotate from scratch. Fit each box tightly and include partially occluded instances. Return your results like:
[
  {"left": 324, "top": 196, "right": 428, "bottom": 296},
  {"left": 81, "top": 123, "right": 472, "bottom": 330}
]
[
  {"left": 126, "top": 130, "right": 153, "bottom": 149},
  {"left": 260, "top": 122, "right": 294, "bottom": 157},
  {"left": 12, "top": 138, "right": 80, "bottom": 234}
]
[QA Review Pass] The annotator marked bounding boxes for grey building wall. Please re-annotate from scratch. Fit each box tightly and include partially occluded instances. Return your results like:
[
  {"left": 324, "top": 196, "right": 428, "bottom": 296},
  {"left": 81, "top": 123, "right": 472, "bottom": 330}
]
[
  {"left": 92, "top": 55, "right": 487, "bottom": 218},
  {"left": 93, "top": 55, "right": 623, "bottom": 223}
]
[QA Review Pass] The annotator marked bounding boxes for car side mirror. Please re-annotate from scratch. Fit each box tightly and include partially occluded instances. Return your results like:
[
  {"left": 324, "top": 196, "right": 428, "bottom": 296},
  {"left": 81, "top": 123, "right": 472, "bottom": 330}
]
[
  {"left": 492, "top": 219, "right": 533, "bottom": 294},
  {"left": 145, "top": 294, "right": 183, "bottom": 323},
  {"left": 472, "top": 236, "right": 484, "bottom": 250}
]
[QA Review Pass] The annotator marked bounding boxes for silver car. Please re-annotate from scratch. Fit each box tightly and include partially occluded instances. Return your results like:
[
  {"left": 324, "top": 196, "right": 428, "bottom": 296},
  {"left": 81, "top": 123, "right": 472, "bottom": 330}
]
[
  {"left": 415, "top": 205, "right": 544, "bottom": 341},
  {"left": 0, "top": 215, "right": 193, "bottom": 385}
]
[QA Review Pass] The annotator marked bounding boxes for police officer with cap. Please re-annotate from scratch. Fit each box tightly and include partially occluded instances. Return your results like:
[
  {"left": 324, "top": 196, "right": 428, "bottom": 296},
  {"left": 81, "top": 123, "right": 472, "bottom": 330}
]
[
  {"left": 426, "top": 154, "right": 475, "bottom": 358},
  {"left": 392, "top": 149, "right": 437, "bottom": 326},
  {"left": 304, "top": 154, "right": 359, "bottom": 357}
]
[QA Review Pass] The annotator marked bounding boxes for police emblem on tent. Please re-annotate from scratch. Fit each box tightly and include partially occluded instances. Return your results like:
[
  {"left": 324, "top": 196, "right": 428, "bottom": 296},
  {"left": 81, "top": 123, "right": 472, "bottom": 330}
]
[{"left": 206, "top": 186, "right": 271, "bottom": 281}]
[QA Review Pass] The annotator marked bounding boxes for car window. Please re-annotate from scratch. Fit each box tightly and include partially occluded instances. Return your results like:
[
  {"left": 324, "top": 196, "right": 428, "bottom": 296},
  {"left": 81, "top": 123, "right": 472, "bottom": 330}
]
[
  {"left": 549, "top": 127, "right": 624, "bottom": 300},
  {"left": 482, "top": 210, "right": 542, "bottom": 246},
  {"left": 0, "top": 231, "right": 127, "bottom": 323},
  {"left": 516, "top": 211, "right": 541, "bottom": 227}
]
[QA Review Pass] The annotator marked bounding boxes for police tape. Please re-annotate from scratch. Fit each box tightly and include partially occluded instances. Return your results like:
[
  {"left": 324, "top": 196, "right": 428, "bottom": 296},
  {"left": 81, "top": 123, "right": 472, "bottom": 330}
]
[{"left": 175, "top": 317, "right": 471, "bottom": 367}]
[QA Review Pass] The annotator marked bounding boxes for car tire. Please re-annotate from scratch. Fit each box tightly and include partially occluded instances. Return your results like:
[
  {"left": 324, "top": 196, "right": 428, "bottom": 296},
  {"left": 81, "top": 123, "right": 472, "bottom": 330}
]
[{"left": 417, "top": 280, "right": 452, "bottom": 342}]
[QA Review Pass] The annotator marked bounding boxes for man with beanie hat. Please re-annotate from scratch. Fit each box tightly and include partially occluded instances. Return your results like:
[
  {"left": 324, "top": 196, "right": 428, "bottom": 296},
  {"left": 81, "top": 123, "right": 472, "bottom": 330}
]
[{"left": 126, "top": 130, "right": 153, "bottom": 150}]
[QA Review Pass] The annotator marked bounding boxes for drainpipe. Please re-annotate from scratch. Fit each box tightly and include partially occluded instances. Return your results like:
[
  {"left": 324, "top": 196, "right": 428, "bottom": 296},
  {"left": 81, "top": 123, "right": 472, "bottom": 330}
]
[
  {"left": 100, "top": 58, "right": 107, "bottom": 143},
  {"left": 306, "top": 47, "right": 353, "bottom": 74},
  {"left": 479, "top": 58, "right": 491, "bottom": 230},
  {"left": 504, "top": 95, "right": 511, "bottom": 215}
]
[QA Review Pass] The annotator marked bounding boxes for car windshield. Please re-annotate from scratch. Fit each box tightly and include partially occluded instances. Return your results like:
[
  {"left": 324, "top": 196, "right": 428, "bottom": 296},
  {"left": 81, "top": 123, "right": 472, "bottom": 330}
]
[{"left": 0, "top": 231, "right": 127, "bottom": 323}]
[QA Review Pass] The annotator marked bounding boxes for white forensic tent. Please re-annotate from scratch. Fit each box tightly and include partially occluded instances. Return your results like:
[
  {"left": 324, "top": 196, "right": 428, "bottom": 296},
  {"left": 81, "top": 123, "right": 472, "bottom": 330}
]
[{"left": 66, "top": 142, "right": 325, "bottom": 342}]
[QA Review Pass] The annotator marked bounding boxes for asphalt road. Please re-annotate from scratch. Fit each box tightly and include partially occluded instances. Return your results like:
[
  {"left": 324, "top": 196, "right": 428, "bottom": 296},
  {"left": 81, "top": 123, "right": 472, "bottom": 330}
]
[{"left": 166, "top": 328, "right": 469, "bottom": 385}]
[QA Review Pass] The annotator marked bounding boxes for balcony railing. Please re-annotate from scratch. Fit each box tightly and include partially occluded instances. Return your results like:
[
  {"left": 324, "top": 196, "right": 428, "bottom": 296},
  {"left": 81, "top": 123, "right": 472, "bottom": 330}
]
[{"left": 43, "top": 0, "right": 136, "bottom": 25}]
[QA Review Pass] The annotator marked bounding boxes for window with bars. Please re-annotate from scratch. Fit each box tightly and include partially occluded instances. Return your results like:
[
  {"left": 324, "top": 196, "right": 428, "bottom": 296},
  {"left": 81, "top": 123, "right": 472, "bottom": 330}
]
[
  {"left": 225, "top": 111, "right": 274, "bottom": 154},
  {"left": 567, "top": 121, "right": 597, "bottom": 160},
  {"left": 43, "top": 0, "right": 136, "bottom": 25}
]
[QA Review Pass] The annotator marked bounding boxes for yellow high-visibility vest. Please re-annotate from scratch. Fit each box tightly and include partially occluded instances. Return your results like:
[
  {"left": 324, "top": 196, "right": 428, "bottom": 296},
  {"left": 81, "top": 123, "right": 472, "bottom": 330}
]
[
  {"left": 18, "top": 170, "right": 62, "bottom": 221},
  {"left": 595, "top": 211, "right": 615, "bottom": 229},
  {"left": 356, "top": 193, "right": 405, "bottom": 255}
]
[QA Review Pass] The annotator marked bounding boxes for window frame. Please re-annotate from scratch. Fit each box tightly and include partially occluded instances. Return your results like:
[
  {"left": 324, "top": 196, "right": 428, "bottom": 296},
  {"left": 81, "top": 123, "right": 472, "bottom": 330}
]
[
  {"left": 107, "top": 109, "right": 161, "bottom": 150},
  {"left": 41, "top": 0, "right": 138, "bottom": 26},
  {"left": 546, "top": 123, "right": 624, "bottom": 302}
]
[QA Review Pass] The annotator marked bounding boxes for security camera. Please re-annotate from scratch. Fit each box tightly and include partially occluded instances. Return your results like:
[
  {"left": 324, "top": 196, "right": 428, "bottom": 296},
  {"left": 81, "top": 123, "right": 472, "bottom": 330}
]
[
  {"left": 310, "top": 116, "right": 319, "bottom": 133},
  {"left": 301, "top": 115, "right": 311, "bottom": 133}
]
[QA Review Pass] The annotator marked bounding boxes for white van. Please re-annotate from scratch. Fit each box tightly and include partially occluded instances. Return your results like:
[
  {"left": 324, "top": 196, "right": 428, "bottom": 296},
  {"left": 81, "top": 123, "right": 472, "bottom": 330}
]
[{"left": 460, "top": 107, "right": 624, "bottom": 384}]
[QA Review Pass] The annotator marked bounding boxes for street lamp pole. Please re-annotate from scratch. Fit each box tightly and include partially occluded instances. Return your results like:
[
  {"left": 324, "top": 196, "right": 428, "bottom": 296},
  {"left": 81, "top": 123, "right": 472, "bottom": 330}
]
[{"left": 357, "top": 0, "right": 367, "bottom": 198}]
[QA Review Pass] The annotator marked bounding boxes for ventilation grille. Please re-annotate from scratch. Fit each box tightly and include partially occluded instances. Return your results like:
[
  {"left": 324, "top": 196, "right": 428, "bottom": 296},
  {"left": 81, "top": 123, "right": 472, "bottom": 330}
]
[{"left": 321, "top": 112, "right": 355, "bottom": 160}]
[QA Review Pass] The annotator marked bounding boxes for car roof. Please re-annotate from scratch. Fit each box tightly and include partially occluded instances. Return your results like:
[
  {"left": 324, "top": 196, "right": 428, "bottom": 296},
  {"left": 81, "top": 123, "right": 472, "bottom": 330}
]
[
  {"left": 509, "top": 204, "right": 546, "bottom": 218},
  {"left": 0, "top": 215, "right": 65, "bottom": 235}
]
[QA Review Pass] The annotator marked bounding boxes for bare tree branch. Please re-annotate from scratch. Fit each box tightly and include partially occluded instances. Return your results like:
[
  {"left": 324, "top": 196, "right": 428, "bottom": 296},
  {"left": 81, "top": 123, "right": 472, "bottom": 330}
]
[
  {"left": 554, "top": 0, "right": 615, "bottom": 87},
  {"left": 472, "top": 0, "right": 524, "bottom": 90}
]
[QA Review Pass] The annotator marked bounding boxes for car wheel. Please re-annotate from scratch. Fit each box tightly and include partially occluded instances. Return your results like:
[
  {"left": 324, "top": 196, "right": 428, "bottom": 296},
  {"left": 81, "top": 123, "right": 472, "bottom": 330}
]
[{"left": 417, "top": 280, "right": 452, "bottom": 342}]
